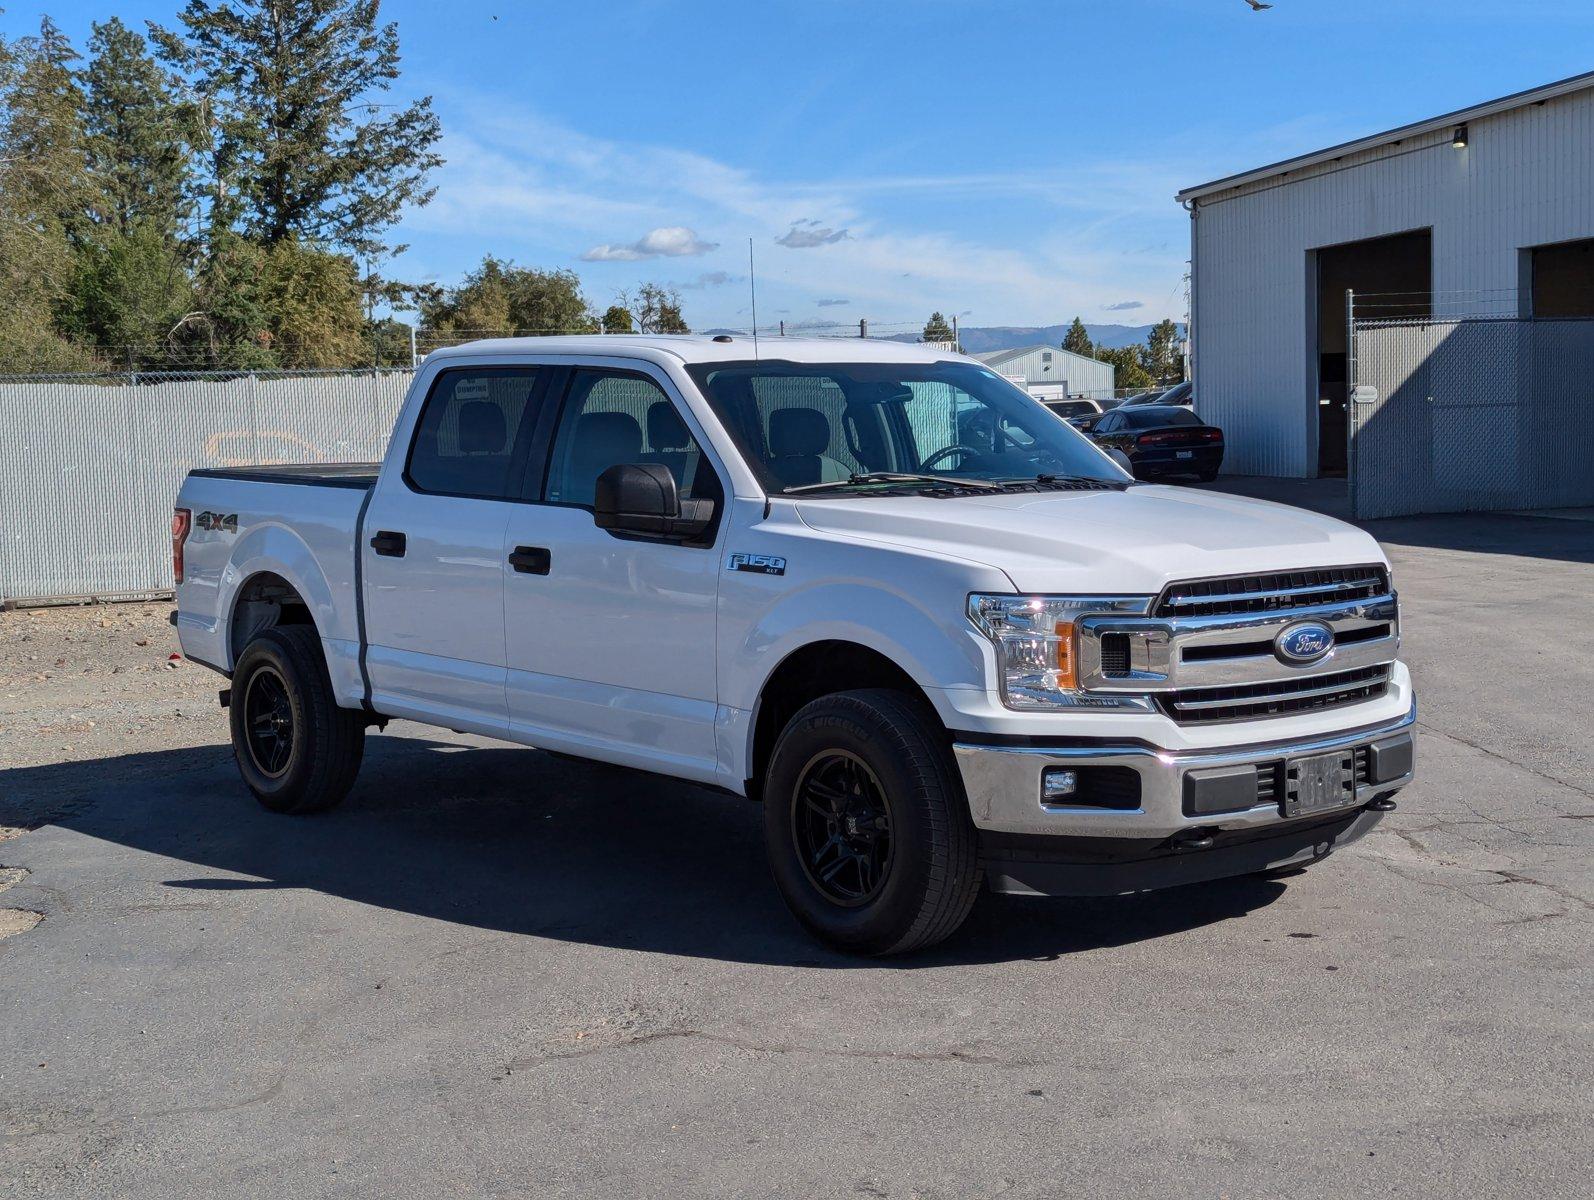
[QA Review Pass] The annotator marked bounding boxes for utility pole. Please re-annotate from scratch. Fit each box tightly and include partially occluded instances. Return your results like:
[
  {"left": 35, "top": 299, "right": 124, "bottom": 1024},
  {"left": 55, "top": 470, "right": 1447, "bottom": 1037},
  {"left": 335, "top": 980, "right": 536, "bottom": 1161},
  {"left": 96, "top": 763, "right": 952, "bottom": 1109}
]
[
  {"left": 779, "top": 320, "right": 785, "bottom": 336},
  {"left": 859, "top": 318, "right": 868, "bottom": 339},
  {"left": 951, "top": 314, "right": 959, "bottom": 352}
]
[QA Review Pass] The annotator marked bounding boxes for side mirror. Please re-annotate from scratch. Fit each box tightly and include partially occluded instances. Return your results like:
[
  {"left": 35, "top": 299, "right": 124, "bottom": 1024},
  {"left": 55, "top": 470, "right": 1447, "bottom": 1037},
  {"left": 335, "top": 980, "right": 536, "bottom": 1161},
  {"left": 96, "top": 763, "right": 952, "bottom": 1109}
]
[{"left": 593, "top": 463, "right": 714, "bottom": 542}]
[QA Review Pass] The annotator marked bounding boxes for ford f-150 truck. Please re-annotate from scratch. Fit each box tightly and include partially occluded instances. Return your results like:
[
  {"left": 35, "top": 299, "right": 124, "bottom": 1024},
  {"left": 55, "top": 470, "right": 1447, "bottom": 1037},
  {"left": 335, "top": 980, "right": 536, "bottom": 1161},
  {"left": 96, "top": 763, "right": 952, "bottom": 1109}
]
[{"left": 173, "top": 336, "right": 1415, "bottom": 954}]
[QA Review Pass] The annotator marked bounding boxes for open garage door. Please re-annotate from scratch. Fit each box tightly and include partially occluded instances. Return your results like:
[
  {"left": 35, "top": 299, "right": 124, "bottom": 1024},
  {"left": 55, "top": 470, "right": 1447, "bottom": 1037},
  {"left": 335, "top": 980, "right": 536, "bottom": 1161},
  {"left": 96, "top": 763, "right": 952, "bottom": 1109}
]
[{"left": 1314, "top": 231, "right": 1432, "bottom": 476}]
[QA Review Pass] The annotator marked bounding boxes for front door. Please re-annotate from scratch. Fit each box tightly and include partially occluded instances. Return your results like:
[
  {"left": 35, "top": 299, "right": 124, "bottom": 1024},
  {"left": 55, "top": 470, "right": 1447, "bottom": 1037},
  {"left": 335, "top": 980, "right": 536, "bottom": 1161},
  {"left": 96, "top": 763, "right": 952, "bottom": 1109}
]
[
  {"left": 502, "top": 366, "right": 725, "bottom": 782},
  {"left": 361, "top": 365, "right": 548, "bottom": 734}
]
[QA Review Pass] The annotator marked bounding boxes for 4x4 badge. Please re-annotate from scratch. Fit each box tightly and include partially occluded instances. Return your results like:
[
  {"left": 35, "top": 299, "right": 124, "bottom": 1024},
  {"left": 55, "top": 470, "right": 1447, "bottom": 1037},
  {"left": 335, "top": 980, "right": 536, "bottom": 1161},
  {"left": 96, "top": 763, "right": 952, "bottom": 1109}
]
[{"left": 197, "top": 511, "right": 238, "bottom": 533}]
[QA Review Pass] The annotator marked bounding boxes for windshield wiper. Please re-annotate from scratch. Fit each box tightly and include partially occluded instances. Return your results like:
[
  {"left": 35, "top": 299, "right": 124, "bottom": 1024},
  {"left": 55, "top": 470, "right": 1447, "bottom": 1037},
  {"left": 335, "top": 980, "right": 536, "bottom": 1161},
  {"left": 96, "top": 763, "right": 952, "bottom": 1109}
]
[{"left": 784, "top": 472, "right": 1004, "bottom": 495}]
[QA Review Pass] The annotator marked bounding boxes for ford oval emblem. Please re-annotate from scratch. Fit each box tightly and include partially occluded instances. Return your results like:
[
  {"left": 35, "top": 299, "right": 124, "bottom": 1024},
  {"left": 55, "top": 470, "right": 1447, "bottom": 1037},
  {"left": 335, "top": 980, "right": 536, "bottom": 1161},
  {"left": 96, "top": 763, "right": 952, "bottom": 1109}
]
[{"left": 1276, "top": 621, "right": 1335, "bottom": 665}]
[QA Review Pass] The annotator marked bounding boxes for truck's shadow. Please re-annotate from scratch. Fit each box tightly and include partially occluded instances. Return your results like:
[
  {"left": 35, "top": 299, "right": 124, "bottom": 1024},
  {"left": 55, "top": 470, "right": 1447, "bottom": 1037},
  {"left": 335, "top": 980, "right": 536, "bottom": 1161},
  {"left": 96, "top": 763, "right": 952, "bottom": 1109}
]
[{"left": 3, "top": 732, "right": 1286, "bottom": 967}]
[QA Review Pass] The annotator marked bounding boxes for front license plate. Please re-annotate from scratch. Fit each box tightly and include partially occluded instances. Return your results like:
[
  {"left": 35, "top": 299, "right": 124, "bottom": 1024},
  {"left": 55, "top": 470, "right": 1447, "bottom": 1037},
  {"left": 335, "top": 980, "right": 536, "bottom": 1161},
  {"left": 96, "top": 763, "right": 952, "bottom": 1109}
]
[
  {"left": 1283, "top": 750, "right": 1355, "bottom": 816},
  {"left": 1176, "top": 450, "right": 1194, "bottom": 459}
]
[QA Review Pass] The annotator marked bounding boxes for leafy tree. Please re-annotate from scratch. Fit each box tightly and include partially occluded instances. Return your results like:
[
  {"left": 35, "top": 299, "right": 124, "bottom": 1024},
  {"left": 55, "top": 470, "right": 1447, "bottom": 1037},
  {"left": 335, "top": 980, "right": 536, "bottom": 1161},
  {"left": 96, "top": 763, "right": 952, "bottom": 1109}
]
[
  {"left": 1062, "top": 316, "right": 1092, "bottom": 356},
  {"left": 624, "top": 283, "right": 688, "bottom": 334},
  {"left": 61, "top": 221, "right": 195, "bottom": 367},
  {"left": 257, "top": 239, "right": 366, "bottom": 368},
  {"left": 601, "top": 304, "right": 635, "bottom": 333},
  {"left": 151, "top": 0, "right": 443, "bottom": 260},
  {"left": 1145, "top": 318, "right": 1182, "bottom": 383},
  {"left": 422, "top": 257, "right": 597, "bottom": 337},
  {"left": 1094, "top": 345, "right": 1153, "bottom": 393},
  {"left": 169, "top": 231, "right": 276, "bottom": 368},
  {"left": 81, "top": 18, "right": 192, "bottom": 240},
  {"left": 922, "top": 311, "right": 954, "bottom": 342}
]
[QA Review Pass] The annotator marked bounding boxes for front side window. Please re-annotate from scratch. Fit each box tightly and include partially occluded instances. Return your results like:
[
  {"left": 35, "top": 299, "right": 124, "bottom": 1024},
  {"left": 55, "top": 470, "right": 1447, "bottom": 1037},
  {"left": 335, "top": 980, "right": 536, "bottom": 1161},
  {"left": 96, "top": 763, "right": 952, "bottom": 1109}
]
[
  {"left": 406, "top": 368, "right": 541, "bottom": 499},
  {"left": 686, "top": 360, "right": 1121, "bottom": 495},
  {"left": 544, "top": 369, "right": 718, "bottom": 506}
]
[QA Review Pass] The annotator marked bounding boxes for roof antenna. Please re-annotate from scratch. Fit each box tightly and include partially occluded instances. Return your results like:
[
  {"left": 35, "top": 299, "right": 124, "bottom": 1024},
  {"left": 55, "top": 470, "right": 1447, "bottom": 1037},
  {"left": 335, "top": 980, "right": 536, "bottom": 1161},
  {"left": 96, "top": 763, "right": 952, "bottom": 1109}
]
[{"left": 747, "top": 237, "right": 760, "bottom": 359}]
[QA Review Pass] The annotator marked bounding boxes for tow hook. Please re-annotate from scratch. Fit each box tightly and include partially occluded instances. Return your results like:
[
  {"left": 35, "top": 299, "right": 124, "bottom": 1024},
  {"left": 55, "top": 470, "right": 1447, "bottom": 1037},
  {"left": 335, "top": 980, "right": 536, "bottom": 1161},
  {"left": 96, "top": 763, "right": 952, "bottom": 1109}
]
[
  {"left": 1172, "top": 828, "right": 1217, "bottom": 852},
  {"left": 1367, "top": 796, "right": 1397, "bottom": 812}
]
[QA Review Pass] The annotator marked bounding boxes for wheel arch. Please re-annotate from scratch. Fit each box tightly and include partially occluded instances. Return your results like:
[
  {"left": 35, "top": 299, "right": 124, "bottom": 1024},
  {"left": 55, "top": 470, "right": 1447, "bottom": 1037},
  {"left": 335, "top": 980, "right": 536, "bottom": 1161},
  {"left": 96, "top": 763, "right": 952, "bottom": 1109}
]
[
  {"left": 228, "top": 570, "right": 318, "bottom": 664},
  {"left": 744, "top": 639, "right": 944, "bottom": 801}
]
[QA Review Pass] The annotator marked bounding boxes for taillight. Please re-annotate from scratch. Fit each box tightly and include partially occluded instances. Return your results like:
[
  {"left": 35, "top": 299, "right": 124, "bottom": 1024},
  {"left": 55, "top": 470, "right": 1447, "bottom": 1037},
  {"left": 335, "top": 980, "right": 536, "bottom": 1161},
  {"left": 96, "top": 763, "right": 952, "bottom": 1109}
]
[{"left": 171, "top": 508, "right": 191, "bottom": 584}]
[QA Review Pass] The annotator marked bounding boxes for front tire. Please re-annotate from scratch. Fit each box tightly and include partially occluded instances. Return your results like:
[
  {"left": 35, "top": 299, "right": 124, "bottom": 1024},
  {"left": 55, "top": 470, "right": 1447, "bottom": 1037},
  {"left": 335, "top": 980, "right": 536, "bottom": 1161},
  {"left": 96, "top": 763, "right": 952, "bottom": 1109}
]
[
  {"left": 230, "top": 625, "right": 365, "bottom": 814},
  {"left": 763, "top": 689, "right": 981, "bottom": 955}
]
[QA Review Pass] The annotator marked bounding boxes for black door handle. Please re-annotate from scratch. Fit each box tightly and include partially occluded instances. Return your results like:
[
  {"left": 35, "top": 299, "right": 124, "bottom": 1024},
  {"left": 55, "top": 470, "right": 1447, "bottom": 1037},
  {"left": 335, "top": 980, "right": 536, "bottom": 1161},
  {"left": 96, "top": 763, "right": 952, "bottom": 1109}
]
[
  {"left": 508, "top": 545, "right": 551, "bottom": 575},
  {"left": 370, "top": 530, "right": 406, "bottom": 557}
]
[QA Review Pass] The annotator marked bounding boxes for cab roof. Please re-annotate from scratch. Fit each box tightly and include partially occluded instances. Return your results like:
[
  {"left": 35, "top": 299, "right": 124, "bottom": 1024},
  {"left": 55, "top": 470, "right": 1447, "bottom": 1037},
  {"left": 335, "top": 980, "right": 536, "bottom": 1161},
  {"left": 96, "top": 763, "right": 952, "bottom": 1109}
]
[{"left": 425, "top": 334, "right": 966, "bottom": 367}]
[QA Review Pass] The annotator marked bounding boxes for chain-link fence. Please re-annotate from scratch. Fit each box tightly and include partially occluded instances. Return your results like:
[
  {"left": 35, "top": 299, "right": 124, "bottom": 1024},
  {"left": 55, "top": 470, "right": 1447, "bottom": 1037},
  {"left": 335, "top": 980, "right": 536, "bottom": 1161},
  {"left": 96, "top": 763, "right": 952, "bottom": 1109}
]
[
  {"left": 0, "top": 369, "right": 413, "bottom": 606},
  {"left": 1349, "top": 314, "right": 1594, "bottom": 520}
]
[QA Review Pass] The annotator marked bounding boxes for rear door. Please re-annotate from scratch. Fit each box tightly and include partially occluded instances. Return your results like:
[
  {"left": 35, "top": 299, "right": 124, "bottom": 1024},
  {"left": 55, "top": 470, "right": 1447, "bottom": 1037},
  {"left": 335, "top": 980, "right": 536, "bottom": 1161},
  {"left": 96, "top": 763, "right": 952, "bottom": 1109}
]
[
  {"left": 500, "top": 365, "right": 726, "bottom": 781},
  {"left": 361, "top": 365, "right": 550, "bottom": 734}
]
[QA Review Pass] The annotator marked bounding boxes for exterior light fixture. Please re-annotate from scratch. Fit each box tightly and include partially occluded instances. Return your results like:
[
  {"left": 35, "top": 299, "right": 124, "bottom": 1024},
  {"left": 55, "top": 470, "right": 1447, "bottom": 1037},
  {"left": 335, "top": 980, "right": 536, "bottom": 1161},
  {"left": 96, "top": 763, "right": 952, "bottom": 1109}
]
[{"left": 1452, "top": 124, "right": 1468, "bottom": 149}]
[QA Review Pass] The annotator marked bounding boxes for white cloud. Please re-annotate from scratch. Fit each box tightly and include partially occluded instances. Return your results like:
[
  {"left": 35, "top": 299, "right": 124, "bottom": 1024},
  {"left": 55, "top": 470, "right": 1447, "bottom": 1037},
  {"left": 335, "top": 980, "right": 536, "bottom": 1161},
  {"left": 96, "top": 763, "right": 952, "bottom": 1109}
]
[
  {"left": 582, "top": 225, "right": 718, "bottom": 261},
  {"left": 1103, "top": 300, "right": 1145, "bottom": 311},
  {"left": 816, "top": 297, "right": 849, "bottom": 307},
  {"left": 398, "top": 91, "right": 1206, "bottom": 325}
]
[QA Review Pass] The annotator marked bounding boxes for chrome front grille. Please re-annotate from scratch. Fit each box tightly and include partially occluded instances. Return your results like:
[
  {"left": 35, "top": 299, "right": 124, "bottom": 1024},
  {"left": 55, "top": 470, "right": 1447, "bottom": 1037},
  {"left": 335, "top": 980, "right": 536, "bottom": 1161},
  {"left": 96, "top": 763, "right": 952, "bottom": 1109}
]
[
  {"left": 1157, "top": 664, "right": 1393, "bottom": 725},
  {"left": 1154, "top": 565, "right": 1391, "bottom": 619},
  {"left": 1075, "top": 565, "right": 1402, "bottom": 722}
]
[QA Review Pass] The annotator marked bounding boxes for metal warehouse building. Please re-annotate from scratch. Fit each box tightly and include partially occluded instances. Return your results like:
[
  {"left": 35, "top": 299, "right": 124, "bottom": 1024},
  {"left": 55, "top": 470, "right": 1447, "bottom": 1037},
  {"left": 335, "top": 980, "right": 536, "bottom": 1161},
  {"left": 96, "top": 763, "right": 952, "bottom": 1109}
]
[
  {"left": 1180, "top": 71, "right": 1594, "bottom": 487},
  {"left": 973, "top": 345, "right": 1116, "bottom": 401}
]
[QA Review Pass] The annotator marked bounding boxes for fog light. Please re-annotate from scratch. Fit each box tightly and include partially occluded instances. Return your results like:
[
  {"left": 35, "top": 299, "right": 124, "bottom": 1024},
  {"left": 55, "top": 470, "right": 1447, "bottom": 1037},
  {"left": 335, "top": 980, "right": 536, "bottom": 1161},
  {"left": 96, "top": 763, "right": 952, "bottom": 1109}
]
[{"left": 1041, "top": 768, "right": 1078, "bottom": 804}]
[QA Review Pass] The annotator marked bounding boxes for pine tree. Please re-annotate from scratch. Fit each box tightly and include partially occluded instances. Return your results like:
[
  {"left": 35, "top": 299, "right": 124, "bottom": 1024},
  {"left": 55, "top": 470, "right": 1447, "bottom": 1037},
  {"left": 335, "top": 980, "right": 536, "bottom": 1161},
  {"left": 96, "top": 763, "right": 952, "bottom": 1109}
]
[
  {"left": 1063, "top": 316, "right": 1092, "bottom": 356},
  {"left": 922, "top": 311, "right": 954, "bottom": 343},
  {"left": 150, "top": 1, "right": 443, "bottom": 259},
  {"left": 81, "top": 18, "right": 193, "bottom": 239},
  {"left": 0, "top": 19, "right": 99, "bottom": 369},
  {"left": 1145, "top": 318, "right": 1181, "bottom": 383}
]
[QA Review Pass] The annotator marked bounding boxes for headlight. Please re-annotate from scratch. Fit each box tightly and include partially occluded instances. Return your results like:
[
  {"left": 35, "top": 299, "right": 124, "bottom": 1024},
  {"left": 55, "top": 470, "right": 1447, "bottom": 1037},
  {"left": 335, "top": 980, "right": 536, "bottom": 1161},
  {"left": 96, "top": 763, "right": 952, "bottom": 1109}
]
[{"left": 968, "top": 594, "right": 1154, "bottom": 711}]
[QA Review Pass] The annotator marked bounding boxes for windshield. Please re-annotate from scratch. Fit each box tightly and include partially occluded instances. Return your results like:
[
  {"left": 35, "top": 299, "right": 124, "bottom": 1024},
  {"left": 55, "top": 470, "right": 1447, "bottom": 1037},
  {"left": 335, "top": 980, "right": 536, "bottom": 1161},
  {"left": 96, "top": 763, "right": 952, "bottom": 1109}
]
[{"left": 686, "top": 360, "right": 1124, "bottom": 494}]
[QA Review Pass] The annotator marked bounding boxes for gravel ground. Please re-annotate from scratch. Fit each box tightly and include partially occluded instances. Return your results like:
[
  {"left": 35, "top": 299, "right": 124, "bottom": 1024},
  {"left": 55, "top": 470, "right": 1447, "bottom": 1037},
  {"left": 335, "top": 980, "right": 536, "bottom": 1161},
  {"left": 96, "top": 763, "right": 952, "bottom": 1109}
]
[{"left": 1, "top": 510, "right": 1590, "bottom": 1199}]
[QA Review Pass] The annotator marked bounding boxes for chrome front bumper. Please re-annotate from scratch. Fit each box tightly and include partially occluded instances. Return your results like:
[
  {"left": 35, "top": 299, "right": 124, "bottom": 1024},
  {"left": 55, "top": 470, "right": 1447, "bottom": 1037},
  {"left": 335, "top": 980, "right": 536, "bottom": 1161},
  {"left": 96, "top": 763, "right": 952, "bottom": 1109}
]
[{"left": 954, "top": 702, "right": 1417, "bottom": 839}]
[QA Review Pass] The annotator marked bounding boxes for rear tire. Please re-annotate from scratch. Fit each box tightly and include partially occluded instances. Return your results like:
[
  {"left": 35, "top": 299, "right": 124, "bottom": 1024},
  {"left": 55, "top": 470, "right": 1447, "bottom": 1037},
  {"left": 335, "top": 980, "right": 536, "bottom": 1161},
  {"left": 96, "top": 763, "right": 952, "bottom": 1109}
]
[
  {"left": 762, "top": 689, "right": 981, "bottom": 956},
  {"left": 230, "top": 625, "right": 365, "bottom": 814}
]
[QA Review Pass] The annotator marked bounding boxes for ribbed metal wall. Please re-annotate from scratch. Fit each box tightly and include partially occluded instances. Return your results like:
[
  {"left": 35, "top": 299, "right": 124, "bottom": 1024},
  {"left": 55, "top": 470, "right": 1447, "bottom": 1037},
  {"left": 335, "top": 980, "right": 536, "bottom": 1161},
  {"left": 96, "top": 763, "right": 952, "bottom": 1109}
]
[
  {"left": 975, "top": 347, "right": 1116, "bottom": 398},
  {"left": 1191, "top": 85, "right": 1594, "bottom": 477},
  {"left": 0, "top": 371, "right": 412, "bottom": 605}
]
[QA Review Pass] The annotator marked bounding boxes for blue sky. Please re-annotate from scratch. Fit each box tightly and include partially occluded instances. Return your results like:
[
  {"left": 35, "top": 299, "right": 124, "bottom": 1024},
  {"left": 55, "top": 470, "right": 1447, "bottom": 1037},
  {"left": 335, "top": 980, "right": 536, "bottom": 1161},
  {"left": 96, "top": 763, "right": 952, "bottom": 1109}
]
[{"left": 10, "top": 1, "right": 1594, "bottom": 331}]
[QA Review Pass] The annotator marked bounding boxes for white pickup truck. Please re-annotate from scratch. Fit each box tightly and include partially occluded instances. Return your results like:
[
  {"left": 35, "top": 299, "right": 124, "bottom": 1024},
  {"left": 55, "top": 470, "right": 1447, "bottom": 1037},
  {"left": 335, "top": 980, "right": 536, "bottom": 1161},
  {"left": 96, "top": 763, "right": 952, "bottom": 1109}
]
[{"left": 173, "top": 336, "right": 1415, "bottom": 954}]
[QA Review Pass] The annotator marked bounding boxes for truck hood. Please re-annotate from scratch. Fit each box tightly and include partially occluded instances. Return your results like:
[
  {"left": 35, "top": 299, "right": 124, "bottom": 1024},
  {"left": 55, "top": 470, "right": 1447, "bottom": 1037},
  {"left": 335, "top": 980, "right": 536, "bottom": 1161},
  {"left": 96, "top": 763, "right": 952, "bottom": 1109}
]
[{"left": 794, "top": 484, "right": 1385, "bottom": 594}]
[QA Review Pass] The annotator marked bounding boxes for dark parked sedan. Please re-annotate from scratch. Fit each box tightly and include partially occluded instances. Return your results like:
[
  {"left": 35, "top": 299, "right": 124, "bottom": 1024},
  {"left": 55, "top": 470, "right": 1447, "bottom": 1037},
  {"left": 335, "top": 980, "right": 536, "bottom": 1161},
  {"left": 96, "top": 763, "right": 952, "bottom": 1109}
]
[{"left": 1086, "top": 404, "right": 1223, "bottom": 481}]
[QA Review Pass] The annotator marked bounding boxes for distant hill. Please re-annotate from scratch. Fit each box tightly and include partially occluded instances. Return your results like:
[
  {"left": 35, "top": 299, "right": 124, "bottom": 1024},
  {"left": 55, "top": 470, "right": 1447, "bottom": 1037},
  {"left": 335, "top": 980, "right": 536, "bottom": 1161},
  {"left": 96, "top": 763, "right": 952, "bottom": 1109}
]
[
  {"left": 886, "top": 323, "right": 1183, "bottom": 355},
  {"left": 699, "top": 322, "right": 1183, "bottom": 354}
]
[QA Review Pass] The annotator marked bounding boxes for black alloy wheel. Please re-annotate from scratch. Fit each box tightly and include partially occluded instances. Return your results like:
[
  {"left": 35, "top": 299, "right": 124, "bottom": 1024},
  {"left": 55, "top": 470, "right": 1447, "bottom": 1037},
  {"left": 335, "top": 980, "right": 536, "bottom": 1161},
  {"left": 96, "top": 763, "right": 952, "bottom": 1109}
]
[
  {"left": 792, "top": 750, "right": 895, "bottom": 906},
  {"left": 242, "top": 664, "right": 295, "bottom": 778}
]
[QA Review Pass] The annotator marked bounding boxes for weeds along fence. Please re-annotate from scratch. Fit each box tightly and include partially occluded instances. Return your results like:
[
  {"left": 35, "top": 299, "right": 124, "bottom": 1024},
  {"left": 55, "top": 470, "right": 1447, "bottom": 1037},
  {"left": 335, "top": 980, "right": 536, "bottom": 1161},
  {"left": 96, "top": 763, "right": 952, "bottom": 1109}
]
[{"left": 0, "top": 370, "right": 413, "bottom": 607}]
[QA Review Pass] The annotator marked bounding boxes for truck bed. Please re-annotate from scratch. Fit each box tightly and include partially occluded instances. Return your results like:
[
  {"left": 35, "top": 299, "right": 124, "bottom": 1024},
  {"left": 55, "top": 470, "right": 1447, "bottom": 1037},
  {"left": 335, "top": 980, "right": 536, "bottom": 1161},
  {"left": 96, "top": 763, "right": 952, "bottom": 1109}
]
[{"left": 188, "top": 463, "right": 379, "bottom": 489}]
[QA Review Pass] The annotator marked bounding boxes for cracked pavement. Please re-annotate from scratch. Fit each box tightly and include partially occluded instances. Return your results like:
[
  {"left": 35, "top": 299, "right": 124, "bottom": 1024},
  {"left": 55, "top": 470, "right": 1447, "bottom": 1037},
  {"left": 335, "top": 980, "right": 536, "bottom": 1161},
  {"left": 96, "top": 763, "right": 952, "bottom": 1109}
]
[{"left": 1, "top": 509, "right": 1590, "bottom": 1198}]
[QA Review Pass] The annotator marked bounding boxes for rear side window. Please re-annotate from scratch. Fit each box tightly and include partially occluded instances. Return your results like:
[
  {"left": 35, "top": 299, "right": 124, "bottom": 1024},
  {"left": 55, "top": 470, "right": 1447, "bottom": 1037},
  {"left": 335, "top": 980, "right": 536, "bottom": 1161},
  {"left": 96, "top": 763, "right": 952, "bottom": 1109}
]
[{"left": 406, "top": 368, "right": 541, "bottom": 499}]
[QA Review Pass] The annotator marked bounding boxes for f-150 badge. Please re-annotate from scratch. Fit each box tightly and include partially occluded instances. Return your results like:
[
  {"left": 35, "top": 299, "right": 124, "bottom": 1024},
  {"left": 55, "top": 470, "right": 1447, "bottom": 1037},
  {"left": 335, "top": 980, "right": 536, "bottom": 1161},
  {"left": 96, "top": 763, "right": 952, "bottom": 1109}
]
[{"left": 728, "top": 552, "right": 785, "bottom": 576}]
